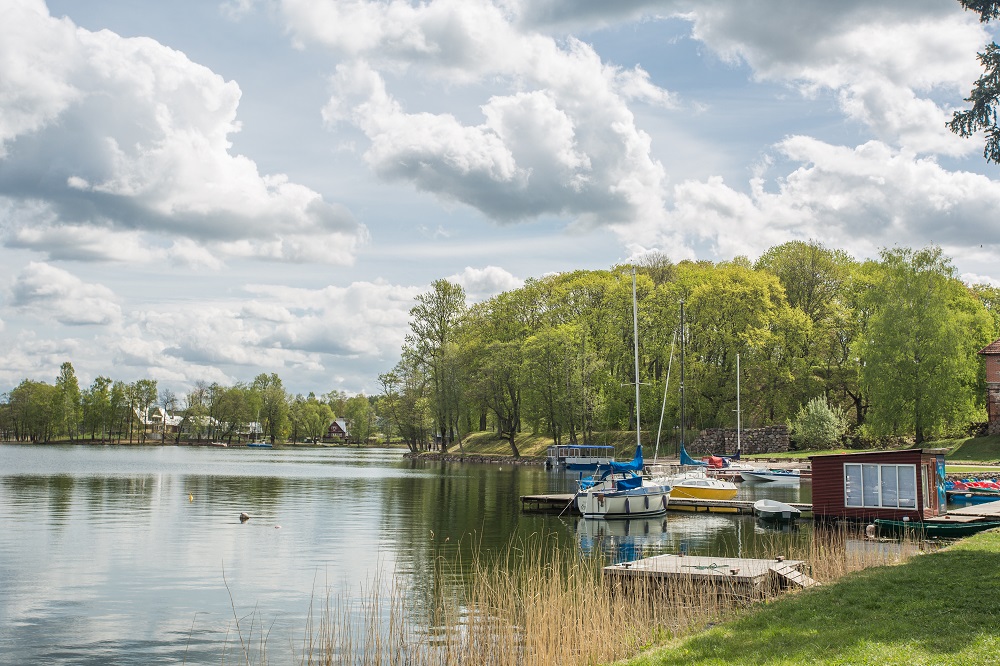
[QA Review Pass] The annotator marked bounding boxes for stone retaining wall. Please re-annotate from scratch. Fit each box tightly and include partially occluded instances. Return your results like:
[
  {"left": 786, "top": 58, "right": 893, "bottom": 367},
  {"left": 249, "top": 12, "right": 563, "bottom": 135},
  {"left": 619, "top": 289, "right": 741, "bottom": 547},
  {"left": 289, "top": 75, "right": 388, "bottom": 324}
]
[{"left": 687, "top": 425, "right": 790, "bottom": 456}]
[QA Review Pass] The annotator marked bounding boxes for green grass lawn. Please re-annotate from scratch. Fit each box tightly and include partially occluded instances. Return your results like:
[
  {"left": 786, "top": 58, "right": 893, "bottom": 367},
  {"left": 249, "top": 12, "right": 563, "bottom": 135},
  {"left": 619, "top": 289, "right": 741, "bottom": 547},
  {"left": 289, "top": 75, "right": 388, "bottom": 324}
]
[
  {"left": 617, "top": 530, "right": 1000, "bottom": 666},
  {"left": 943, "top": 434, "right": 1000, "bottom": 463}
]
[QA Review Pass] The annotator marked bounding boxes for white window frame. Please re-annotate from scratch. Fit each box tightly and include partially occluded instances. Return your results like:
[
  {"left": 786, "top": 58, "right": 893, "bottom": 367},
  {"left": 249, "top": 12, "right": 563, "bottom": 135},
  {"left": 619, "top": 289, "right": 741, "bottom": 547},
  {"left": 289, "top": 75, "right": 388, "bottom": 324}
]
[{"left": 844, "top": 463, "right": 918, "bottom": 509}]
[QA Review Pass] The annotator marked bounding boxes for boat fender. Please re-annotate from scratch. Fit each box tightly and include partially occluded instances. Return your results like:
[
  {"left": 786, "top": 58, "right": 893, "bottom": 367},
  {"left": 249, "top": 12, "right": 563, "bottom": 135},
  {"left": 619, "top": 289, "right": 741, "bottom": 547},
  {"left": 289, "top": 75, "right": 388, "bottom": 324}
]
[
  {"left": 625, "top": 498, "right": 630, "bottom": 515},
  {"left": 645, "top": 495, "right": 650, "bottom": 510},
  {"left": 661, "top": 495, "right": 667, "bottom": 509}
]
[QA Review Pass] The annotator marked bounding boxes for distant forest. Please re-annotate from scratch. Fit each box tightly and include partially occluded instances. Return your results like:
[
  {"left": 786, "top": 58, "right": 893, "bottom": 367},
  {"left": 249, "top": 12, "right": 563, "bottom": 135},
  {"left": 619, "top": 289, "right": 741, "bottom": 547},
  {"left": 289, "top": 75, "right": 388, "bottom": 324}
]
[{"left": 2, "top": 242, "right": 998, "bottom": 454}]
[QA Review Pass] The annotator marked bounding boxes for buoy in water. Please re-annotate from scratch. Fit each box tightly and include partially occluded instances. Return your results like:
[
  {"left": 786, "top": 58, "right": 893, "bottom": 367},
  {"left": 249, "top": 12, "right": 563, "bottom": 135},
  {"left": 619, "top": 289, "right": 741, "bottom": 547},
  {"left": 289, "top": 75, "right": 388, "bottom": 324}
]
[
  {"left": 188, "top": 494, "right": 193, "bottom": 502},
  {"left": 239, "top": 512, "right": 251, "bottom": 522}
]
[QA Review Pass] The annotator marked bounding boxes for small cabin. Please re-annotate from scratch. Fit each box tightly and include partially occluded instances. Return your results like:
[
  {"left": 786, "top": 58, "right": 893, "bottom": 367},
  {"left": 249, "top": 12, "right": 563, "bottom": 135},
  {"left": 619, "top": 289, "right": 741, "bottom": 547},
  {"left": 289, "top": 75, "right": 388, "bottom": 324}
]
[
  {"left": 326, "top": 418, "right": 349, "bottom": 441},
  {"left": 810, "top": 449, "right": 947, "bottom": 522}
]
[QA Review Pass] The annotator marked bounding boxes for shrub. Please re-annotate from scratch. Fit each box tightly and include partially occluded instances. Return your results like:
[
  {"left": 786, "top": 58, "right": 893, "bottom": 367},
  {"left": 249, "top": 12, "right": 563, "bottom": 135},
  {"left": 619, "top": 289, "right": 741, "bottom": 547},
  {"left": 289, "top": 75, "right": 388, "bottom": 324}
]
[{"left": 792, "top": 396, "right": 848, "bottom": 449}]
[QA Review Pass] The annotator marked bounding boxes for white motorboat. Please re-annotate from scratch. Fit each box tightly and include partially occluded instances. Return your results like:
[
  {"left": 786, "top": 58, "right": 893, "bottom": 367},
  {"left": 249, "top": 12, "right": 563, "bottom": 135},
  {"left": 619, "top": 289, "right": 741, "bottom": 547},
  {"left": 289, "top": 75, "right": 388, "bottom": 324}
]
[{"left": 739, "top": 468, "right": 801, "bottom": 484}]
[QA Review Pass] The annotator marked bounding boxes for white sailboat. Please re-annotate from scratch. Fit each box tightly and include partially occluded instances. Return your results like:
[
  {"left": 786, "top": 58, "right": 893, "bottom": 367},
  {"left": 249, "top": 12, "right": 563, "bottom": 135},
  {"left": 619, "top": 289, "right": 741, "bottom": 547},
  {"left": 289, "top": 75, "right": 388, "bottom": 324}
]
[{"left": 576, "top": 269, "right": 671, "bottom": 519}]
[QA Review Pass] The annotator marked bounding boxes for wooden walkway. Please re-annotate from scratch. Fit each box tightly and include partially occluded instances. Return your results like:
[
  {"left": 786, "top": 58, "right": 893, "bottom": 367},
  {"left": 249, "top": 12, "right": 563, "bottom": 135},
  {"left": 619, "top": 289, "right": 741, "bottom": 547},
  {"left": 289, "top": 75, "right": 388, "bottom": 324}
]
[
  {"left": 936, "top": 500, "right": 1000, "bottom": 522},
  {"left": 604, "top": 553, "right": 818, "bottom": 595},
  {"left": 520, "top": 493, "right": 812, "bottom": 517}
]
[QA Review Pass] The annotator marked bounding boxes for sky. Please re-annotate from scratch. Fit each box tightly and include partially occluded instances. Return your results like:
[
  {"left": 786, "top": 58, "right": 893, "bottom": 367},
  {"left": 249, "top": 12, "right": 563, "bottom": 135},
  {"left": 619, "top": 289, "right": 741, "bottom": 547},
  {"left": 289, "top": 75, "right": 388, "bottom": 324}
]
[{"left": 2, "top": 0, "right": 1000, "bottom": 399}]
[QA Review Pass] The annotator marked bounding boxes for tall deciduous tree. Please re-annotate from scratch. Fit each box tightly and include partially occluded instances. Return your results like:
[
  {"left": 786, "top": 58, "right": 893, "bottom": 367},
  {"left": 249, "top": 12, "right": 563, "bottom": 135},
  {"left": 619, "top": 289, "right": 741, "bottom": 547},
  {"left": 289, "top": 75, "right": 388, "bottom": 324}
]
[
  {"left": 859, "top": 246, "right": 993, "bottom": 443},
  {"left": 407, "top": 279, "right": 466, "bottom": 452},
  {"left": 82, "top": 376, "right": 112, "bottom": 441},
  {"left": 55, "top": 362, "right": 81, "bottom": 441},
  {"left": 252, "top": 373, "right": 289, "bottom": 444}
]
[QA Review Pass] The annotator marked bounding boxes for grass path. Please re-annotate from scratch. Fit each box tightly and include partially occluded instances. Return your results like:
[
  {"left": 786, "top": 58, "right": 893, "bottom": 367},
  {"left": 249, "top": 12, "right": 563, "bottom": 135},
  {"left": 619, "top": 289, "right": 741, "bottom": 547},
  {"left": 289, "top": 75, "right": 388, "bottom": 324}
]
[{"left": 618, "top": 531, "right": 1000, "bottom": 666}]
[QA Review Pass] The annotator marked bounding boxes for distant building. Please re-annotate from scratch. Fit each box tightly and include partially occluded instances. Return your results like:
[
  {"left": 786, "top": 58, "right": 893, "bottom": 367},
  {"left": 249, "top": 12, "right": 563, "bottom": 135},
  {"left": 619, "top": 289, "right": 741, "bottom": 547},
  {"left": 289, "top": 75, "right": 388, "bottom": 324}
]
[
  {"left": 979, "top": 339, "right": 1000, "bottom": 435},
  {"left": 810, "top": 449, "right": 947, "bottom": 523},
  {"left": 327, "top": 418, "right": 349, "bottom": 441}
]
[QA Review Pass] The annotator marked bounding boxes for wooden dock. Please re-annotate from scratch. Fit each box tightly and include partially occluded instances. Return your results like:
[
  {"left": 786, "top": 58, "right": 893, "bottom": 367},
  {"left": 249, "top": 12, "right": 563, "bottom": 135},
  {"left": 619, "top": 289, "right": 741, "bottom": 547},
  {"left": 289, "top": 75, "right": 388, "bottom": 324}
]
[
  {"left": 520, "top": 493, "right": 577, "bottom": 514},
  {"left": 604, "top": 553, "right": 818, "bottom": 597},
  {"left": 935, "top": 500, "right": 1000, "bottom": 522},
  {"left": 520, "top": 493, "right": 812, "bottom": 517}
]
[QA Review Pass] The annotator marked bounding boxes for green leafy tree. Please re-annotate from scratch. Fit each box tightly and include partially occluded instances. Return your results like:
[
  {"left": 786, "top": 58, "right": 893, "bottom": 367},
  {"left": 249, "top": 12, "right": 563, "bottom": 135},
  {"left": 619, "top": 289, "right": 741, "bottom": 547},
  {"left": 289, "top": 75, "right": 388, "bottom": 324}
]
[
  {"left": 342, "top": 394, "right": 375, "bottom": 444},
  {"left": 971, "top": 283, "right": 1000, "bottom": 337},
  {"left": 406, "top": 279, "right": 467, "bottom": 452},
  {"left": 54, "top": 362, "right": 81, "bottom": 440},
  {"left": 252, "top": 373, "right": 289, "bottom": 444},
  {"left": 791, "top": 396, "right": 849, "bottom": 449},
  {"left": 378, "top": 352, "right": 433, "bottom": 452},
  {"left": 82, "top": 376, "right": 113, "bottom": 441},
  {"left": 8, "top": 380, "right": 58, "bottom": 442},
  {"left": 859, "top": 246, "right": 993, "bottom": 442},
  {"left": 756, "top": 241, "right": 861, "bottom": 424}
]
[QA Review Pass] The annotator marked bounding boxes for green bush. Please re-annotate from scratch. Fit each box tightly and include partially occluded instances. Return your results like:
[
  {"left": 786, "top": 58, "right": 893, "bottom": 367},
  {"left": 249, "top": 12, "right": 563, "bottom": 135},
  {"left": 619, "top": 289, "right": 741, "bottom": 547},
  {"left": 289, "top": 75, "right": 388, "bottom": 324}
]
[{"left": 792, "top": 396, "right": 848, "bottom": 449}]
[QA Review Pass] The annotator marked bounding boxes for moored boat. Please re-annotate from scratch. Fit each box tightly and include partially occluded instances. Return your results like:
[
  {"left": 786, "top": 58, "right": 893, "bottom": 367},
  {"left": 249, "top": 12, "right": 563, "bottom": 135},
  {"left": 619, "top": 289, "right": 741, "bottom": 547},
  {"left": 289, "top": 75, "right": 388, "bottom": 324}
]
[
  {"left": 577, "top": 269, "right": 670, "bottom": 520},
  {"left": 740, "top": 468, "right": 801, "bottom": 484},
  {"left": 649, "top": 465, "right": 738, "bottom": 500},
  {"left": 946, "top": 490, "right": 1000, "bottom": 505},
  {"left": 753, "top": 498, "right": 801, "bottom": 521},
  {"left": 545, "top": 444, "right": 615, "bottom": 471},
  {"left": 874, "top": 518, "right": 1000, "bottom": 539}
]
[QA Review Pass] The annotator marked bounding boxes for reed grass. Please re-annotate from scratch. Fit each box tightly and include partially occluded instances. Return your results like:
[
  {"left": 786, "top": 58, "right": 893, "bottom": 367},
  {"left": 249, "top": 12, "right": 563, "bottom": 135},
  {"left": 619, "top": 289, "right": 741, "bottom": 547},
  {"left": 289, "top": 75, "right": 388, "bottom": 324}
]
[{"left": 285, "top": 523, "right": 928, "bottom": 666}]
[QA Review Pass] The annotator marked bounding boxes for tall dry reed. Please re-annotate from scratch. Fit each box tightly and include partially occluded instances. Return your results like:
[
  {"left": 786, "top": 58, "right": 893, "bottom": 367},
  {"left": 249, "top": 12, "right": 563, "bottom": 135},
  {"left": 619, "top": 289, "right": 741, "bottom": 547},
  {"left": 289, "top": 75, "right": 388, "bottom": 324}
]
[{"left": 290, "top": 523, "right": 929, "bottom": 665}]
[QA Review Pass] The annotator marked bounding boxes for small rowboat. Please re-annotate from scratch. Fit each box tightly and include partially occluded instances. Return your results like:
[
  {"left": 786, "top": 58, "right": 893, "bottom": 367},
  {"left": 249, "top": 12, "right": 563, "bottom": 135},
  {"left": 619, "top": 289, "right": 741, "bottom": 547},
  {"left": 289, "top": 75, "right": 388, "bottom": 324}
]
[
  {"left": 753, "top": 499, "right": 801, "bottom": 522},
  {"left": 874, "top": 518, "right": 1000, "bottom": 539}
]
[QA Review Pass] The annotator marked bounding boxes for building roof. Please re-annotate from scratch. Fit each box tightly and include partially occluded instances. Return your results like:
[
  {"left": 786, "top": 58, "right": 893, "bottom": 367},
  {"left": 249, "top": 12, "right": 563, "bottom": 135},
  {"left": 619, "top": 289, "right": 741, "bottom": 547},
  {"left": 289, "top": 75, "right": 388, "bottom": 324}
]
[
  {"left": 979, "top": 338, "right": 1000, "bottom": 355},
  {"left": 808, "top": 448, "right": 927, "bottom": 460}
]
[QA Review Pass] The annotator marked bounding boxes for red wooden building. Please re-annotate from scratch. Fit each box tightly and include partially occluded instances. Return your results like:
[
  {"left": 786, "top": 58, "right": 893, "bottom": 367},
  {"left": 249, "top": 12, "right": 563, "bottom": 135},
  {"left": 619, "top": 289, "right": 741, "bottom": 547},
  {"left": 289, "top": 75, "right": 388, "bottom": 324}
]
[
  {"left": 979, "top": 339, "right": 1000, "bottom": 435},
  {"left": 809, "top": 449, "right": 947, "bottom": 522}
]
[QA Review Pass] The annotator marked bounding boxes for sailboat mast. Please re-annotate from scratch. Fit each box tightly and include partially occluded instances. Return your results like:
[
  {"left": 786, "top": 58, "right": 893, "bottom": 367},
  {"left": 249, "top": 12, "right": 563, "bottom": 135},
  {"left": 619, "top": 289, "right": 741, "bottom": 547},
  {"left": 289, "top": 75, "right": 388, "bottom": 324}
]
[
  {"left": 736, "top": 352, "right": 741, "bottom": 457},
  {"left": 679, "top": 300, "right": 685, "bottom": 456},
  {"left": 632, "top": 268, "right": 641, "bottom": 451}
]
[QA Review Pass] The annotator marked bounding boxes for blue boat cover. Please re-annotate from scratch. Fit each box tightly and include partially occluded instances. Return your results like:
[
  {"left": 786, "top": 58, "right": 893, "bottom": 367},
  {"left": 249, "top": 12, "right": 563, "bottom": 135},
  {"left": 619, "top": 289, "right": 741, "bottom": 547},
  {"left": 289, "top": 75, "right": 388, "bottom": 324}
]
[{"left": 679, "top": 443, "right": 706, "bottom": 467}]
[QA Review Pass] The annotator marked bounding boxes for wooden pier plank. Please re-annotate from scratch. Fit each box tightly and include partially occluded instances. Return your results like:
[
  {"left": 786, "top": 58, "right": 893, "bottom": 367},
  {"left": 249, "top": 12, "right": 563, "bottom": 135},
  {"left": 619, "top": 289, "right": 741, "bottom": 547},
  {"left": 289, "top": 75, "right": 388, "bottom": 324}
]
[{"left": 947, "top": 501, "right": 1000, "bottom": 518}]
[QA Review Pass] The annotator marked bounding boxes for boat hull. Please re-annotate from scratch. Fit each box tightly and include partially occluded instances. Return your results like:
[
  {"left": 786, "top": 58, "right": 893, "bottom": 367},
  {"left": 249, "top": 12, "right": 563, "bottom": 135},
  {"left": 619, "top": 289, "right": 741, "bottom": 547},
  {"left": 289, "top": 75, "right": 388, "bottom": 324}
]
[
  {"left": 874, "top": 518, "right": 1000, "bottom": 539},
  {"left": 946, "top": 491, "right": 1000, "bottom": 505},
  {"left": 577, "top": 487, "right": 670, "bottom": 519},
  {"left": 739, "top": 469, "right": 801, "bottom": 484},
  {"left": 669, "top": 483, "right": 738, "bottom": 501},
  {"left": 753, "top": 499, "right": 801, "bottom": 521}
]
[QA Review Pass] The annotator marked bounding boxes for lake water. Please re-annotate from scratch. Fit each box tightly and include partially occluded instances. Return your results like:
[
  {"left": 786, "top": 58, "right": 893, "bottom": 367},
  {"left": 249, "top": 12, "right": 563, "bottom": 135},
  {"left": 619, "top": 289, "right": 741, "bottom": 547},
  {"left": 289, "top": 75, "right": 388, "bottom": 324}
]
[{"left": 0, "top": 444, "right": 813, "bottom": 664}]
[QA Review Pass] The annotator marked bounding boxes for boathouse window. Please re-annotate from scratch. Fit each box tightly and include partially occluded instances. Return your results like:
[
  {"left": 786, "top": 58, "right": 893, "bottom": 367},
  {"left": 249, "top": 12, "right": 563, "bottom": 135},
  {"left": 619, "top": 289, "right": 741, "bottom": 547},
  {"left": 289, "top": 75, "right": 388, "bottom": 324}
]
[{"left": 843, "top": 463, "right": 917, "bottom": 508}]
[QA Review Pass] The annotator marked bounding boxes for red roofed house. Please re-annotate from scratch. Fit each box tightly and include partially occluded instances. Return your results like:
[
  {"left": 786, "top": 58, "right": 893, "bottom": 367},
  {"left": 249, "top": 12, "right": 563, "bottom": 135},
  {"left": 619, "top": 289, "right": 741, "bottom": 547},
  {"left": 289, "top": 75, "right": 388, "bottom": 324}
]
[{"left": 979, "top": 339, "right": 1000, "bottom": 435}]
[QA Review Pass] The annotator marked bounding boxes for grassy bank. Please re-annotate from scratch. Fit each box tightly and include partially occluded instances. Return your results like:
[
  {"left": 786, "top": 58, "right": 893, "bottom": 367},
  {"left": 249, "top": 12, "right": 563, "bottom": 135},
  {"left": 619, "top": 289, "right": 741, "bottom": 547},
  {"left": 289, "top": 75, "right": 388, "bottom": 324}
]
[
  {"left": 618, "top": 529, "right": 1000, "bottom": 666},
  {"left": 942, "top": 434, "right": 1000, "bottom": 463},
  {"left": 288, "top": 525, "right": 928, "bottom": 665}
]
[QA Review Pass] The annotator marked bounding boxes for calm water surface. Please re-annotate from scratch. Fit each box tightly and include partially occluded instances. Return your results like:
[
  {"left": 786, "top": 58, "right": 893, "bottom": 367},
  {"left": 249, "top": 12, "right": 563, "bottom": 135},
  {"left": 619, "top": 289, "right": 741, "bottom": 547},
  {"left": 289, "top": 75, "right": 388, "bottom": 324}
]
[{"left": 0, "top": 444, "right": 813, "bottom": 664}]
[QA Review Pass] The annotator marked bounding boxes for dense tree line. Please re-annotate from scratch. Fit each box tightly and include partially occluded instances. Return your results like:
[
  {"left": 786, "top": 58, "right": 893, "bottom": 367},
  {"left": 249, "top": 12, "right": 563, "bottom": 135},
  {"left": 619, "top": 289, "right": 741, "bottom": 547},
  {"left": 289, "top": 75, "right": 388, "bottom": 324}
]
[
  {"left": 3, "top": 242, "right": 997, "bottom": 453},
  {"left": 0, "top": 368, "right": 379, "bottom": 446},
  {"left": 381, "top": 242, "right": 998, "bottom": 455}
]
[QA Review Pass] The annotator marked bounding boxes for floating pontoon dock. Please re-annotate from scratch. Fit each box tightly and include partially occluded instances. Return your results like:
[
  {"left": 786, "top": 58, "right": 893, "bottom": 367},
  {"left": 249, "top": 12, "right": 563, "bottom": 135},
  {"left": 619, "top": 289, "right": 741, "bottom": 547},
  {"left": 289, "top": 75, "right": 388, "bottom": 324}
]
[{"left": 604, "top": 553, "right": 818, "bottom": 597}]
